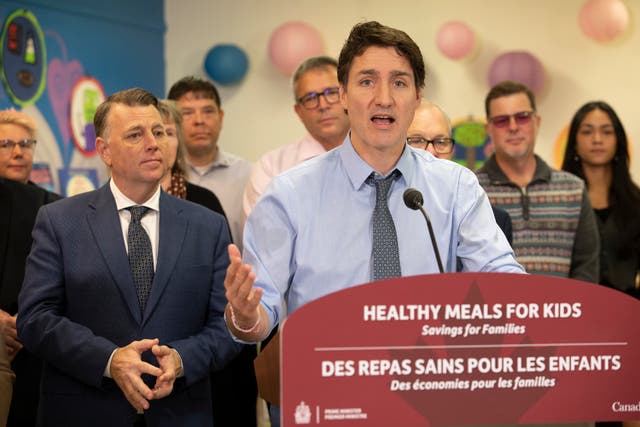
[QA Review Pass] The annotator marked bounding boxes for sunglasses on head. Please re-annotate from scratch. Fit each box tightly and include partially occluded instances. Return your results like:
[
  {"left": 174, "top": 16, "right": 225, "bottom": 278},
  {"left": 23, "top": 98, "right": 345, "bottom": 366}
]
[{"left": 488, "top": 111, "right": 535, "bottom": 128}]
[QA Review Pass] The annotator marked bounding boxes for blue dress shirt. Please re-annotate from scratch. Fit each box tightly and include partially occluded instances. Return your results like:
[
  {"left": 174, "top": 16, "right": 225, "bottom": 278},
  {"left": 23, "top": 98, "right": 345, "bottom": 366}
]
[{"left": 243, "top": 136, "right": 525, "bottom": 331}]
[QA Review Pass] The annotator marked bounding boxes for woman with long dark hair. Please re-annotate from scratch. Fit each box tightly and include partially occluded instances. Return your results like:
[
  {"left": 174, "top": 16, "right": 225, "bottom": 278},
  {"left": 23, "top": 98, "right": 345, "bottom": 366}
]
[{"left": 562, "top": 101, "right": 640, "bottom": 297}]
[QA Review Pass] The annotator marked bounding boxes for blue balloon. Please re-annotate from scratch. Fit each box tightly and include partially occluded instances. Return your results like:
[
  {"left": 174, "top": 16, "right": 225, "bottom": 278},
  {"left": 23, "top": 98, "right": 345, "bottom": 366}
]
[{"left": 204, "top": 44, "right": 249, "bottom": 85}]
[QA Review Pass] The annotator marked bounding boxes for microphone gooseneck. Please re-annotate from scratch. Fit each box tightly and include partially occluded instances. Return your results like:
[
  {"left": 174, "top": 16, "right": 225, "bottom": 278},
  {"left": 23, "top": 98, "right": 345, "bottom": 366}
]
[{"left": 403, "top": 188, "right": 444, "bottom": 273}]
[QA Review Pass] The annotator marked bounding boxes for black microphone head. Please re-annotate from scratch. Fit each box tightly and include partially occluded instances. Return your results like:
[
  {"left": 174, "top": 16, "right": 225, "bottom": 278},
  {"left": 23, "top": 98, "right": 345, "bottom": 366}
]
[{"left": 403, "top": 188, "right": 424, "bottom": 210}]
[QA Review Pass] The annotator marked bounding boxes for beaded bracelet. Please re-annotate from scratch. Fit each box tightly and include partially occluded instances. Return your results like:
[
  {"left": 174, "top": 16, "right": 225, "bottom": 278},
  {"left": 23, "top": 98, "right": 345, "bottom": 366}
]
[{"left": 229, "top": 305, "right": 261, "bottom": 334}]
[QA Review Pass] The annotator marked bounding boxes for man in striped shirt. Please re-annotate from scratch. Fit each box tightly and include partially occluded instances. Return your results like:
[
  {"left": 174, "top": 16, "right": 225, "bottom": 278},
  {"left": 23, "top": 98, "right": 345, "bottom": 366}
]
[{"left": 476, "top": 80, "right": 599, "bottom": 281}]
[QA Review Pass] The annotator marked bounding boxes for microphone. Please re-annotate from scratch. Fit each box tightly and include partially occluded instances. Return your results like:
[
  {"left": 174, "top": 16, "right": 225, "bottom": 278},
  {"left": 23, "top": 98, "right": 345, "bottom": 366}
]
[
  {"left": 403, "top": 188, "right": 444, "bottom": 273},
  {"left": 403, "top": 188, "right": 423, "bottom": 210}
]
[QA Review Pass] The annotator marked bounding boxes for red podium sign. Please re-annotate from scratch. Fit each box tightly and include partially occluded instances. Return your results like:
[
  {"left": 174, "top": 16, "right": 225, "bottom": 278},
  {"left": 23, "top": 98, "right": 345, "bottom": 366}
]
[{"left": 280, "top": 273, "right": 640, "bottom": 426}]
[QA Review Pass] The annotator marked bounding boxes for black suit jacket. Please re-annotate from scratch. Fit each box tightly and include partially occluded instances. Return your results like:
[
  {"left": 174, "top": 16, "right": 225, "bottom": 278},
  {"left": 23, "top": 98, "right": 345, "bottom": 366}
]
[
  {"left": 0, "top": 179, "right": 61, "bottom": 426},
  {"left": 0, "top": 179, "right": 61, "bottom": 314}
]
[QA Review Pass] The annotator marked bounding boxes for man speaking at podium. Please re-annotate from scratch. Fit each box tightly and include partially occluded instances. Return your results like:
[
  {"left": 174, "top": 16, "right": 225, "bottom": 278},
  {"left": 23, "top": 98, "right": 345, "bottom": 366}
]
[{"left": 224, "top": 21, "right": 525, "bottom": 344}]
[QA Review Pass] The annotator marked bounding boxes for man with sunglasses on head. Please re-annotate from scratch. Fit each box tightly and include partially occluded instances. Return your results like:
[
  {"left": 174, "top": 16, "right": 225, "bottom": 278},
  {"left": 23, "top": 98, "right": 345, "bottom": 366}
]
[
  {"left": 477, "top": 80, "right": 599, "bottom": 281},
  {"left": 242, "top": 56, "right": 350, "bottom": 217},
  {"left": 407, "top": 100, "right": 512, "bottom": 247}
]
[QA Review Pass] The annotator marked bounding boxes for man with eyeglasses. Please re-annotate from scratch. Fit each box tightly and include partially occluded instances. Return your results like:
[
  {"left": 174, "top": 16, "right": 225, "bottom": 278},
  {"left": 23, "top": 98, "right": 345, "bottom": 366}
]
[
  {"left": 407, "top": 100, "right": 512, "bottom": 247},
  {"left": 406, "top": 100, "right": 456, "bottom": 157},
  {"left": 477, "top": 80, "right": 599, "bottom": 281},
  {"left": 242, "top": 56, "right": 350, "bottom": 218}
]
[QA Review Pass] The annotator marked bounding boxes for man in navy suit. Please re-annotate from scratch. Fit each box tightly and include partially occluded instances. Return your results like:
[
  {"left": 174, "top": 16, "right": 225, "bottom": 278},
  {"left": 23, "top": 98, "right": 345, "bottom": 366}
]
[{"left": 17, "top": 88, "right": 240, "bottom": 426}]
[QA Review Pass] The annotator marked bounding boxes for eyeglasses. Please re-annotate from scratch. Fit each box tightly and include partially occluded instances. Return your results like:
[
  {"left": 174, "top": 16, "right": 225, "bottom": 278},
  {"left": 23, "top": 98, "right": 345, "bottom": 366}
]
[
  {"left": 406, "top": 136, "right": 455, "bottom": 154},
  {"left": 297, "top": 87, "right": 340, "bottom": 110},
  {"left": 0, "top": 139, "right": 37, "bottom": 153},
  {"left": 488, "top": 111, "right": 535, "bottom": 128}
]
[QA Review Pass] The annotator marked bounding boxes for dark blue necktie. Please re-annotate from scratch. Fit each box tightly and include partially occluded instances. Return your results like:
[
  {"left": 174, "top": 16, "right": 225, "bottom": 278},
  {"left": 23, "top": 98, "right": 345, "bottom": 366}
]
[
  {"left": 368, "top": 170, "right": 402, "bottom": 281},
  {"left": 127, "top": 206, "right": 154, "bottom": 312}
]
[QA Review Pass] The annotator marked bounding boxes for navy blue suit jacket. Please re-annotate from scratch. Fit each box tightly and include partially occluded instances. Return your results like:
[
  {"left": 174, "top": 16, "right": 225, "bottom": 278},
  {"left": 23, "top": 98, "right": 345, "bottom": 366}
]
[
  {"left": 492, "top": 206, "right": 513, "bottom": 245},
  {"left": 17, "top": 184, "right": 241, "bottom": 426}
]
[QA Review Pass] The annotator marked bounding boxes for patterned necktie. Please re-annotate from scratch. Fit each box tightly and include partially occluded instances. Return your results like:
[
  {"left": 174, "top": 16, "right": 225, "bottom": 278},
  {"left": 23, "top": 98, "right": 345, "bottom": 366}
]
[
  {"left": 126, "top": 206, "right": 154, "bottom": 312},
  {"left": 369, "top": 170, "right": 402, "bottom": 281}
]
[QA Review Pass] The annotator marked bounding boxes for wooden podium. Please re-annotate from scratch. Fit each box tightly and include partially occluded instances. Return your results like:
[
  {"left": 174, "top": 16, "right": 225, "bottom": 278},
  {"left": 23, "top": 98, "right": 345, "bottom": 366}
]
[{"left": 254, "top": 330, "right": 280, "bottom": 406}]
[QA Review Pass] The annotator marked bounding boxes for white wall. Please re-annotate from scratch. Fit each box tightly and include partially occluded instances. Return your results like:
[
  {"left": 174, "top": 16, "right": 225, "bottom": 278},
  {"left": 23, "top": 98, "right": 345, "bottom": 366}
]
[{"left": 165, "top": 0, "right": 640, "bottom": 179}]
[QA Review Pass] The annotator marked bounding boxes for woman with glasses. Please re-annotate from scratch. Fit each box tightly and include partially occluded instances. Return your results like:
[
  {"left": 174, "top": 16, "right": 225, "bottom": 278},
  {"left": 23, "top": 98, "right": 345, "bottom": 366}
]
[
  {"left": 0, "top": 110, "right": 61, "bottom": 204},
  {"left": 561, "top": 101, "right": 640, "bottom": 298},
  {"left": 0, "top": 109, "right": 39, "bottom": 184},
  {"left": 0, "top": 110, "right": 60, "bottom": 427}
]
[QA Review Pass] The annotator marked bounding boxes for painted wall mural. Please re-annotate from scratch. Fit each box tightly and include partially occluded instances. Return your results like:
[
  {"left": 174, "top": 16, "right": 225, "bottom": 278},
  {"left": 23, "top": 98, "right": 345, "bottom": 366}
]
[{"left": 0, "top": 1, "right": 164, "bottom": 195}]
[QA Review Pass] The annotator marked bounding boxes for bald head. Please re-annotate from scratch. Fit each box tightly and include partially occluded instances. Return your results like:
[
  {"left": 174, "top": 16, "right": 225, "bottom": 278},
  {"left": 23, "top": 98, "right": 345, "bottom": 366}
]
[{"left": 407, "top": 100, "right": 453, "bottom": 159}]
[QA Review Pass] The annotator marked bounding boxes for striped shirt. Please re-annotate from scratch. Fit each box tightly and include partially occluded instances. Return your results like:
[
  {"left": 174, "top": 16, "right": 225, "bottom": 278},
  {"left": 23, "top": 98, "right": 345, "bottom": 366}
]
[{"left": 477, "top": 155, "right": 599, "bottom": 281}]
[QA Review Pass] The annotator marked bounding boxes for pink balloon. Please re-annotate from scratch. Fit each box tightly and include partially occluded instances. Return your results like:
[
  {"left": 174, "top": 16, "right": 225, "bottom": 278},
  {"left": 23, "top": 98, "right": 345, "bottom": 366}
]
[
  {"left": 268, "top": 21, "right": 324, "bottom": 76},
  {"left": 436, "top": 21, "right": 475, "bottom": 60},
  {"left": 488, "top": 51, "right": 545, "bottom": 95},
  {"left": 579, "top": 0, "right": 629, "bottom": 43}
]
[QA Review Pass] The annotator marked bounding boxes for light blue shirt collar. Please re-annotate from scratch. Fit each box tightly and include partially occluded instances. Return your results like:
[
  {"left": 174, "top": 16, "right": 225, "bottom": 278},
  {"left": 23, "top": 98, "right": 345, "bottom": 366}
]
[{"left": 339, "top": 133, "right": 414, "bottom": 190}]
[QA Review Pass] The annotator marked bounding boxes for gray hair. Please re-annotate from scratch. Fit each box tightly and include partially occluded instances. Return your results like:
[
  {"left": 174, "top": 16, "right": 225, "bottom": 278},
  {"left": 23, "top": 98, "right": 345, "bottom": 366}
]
[{"left": 291, "top": 56, "right": 338, "bottom": 99}]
